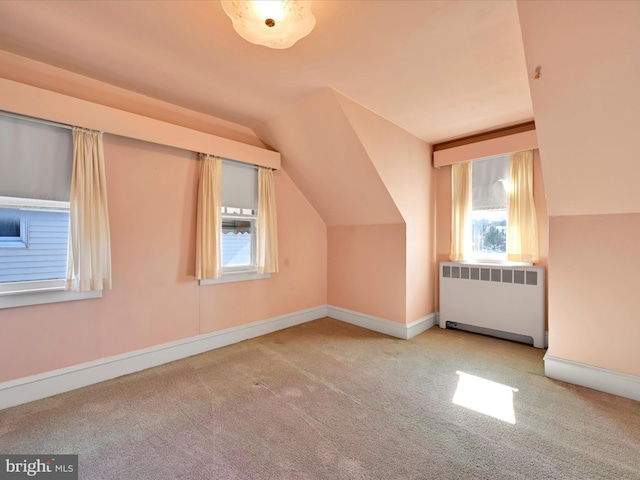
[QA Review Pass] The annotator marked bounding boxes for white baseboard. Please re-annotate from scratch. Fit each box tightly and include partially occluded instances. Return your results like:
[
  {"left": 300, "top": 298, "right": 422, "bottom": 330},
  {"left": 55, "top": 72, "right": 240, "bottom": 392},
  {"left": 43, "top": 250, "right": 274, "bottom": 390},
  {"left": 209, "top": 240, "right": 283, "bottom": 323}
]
[
  {"left": 0, "top": 305, "right": 328, "bottom": 411},
  {"left": 327, "top": 305, "right": 437, "bottom": 340},
  {"left": 544, "top": 354, "right": 640, "bottom": 402},
  {"left": 406, "top": 313, "right": 438, "bottom": 339}
]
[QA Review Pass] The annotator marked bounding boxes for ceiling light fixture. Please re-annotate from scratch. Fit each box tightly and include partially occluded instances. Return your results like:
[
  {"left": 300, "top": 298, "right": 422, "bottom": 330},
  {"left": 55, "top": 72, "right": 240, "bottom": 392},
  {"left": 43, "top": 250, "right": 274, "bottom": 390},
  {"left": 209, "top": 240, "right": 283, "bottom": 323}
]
[{"left": 221, "top": 1, "right": 316, "bottom": 49}]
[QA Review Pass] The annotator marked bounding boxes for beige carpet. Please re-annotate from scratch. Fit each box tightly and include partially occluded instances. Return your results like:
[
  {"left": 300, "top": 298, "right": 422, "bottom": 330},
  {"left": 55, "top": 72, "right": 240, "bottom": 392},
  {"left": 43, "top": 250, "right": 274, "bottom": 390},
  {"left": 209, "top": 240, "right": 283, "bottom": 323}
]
[{"left": 0, "top": 318, "right": 638, "bottom": 479}]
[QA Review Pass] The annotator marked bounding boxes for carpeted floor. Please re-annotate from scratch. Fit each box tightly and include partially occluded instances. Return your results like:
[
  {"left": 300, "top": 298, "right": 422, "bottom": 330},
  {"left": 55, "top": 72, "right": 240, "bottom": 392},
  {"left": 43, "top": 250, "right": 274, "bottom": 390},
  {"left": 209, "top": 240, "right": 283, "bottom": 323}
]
[{"left": 0, "top": 317, "right": 638, "bottom": 479}]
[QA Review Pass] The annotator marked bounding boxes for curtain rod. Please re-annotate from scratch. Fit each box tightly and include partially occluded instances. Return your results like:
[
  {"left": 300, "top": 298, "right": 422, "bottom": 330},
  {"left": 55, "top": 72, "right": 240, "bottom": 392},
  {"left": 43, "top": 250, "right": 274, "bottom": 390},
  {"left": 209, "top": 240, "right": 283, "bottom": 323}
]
[{"left": 0, "top": 109, "right": 73, "bottom": 131}]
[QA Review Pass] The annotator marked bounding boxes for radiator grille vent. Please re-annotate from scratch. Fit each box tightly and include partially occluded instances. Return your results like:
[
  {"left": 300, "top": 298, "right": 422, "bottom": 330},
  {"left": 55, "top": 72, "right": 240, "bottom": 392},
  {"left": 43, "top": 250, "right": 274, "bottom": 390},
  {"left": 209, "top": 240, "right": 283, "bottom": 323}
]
[
  {"left": 502, "top": 269, "right": 512, "bottom": 283},
  {"left": 491, "top": 268, "right": 501, "bottom": 282},
  {"left": 441, "top": 265, "right": 538, "bottom": 287}
]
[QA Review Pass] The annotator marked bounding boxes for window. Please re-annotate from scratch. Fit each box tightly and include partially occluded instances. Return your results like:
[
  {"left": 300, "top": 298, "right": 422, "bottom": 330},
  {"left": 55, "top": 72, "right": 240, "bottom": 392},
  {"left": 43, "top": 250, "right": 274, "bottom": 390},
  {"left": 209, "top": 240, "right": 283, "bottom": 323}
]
[
  {"left": 451, "top": 150, "right": 538, "bottom": 265},
  {"left": 221, "top": 160, "right": 258, "bottom": 272},
  {"left": 470, "top": 155, "right": 508, "bottom": 261},
  {"left": 0, "top": 209, "right": 26, "bottom": 247},
  {"left": 0, "top": 112, "right": 100, "bottom": 307},
  {"left": 200, "top": 160, "right": 269, "bottom": 284}
]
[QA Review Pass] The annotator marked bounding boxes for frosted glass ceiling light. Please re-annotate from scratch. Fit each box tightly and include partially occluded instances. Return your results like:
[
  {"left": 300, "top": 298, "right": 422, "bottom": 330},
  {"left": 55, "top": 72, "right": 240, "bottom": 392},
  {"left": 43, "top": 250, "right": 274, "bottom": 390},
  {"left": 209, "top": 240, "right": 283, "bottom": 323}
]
[{"left": 221, "top": 1, "right": 316, "bottom": 49}]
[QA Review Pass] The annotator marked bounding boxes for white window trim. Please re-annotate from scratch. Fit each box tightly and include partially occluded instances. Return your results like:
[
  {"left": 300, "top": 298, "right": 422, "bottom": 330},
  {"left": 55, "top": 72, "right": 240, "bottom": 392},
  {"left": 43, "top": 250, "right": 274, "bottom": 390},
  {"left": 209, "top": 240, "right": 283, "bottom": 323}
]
[
  {"left": 466, "top": 251, "right": 509, "bottom": 264},
  {"left": 201, "top": 212, "right": 271, "bottom": 285},
  {"left": 221, "top": 207, "right": 257, "bottom": 271},
  {"left": 456, "top": 259, "right": 533, "bottom": 267},
  {"left": 0, "top": 281, "right": 102, "bottom": 309},
  {"left": 0, "top": 278, "right": 67, "bottom": 294},
  {"left": 199, "top": 270, "right": 271, "bottom": 286},
  {"left": 0, "top": 196, "right": 70, "bottom": 211}
]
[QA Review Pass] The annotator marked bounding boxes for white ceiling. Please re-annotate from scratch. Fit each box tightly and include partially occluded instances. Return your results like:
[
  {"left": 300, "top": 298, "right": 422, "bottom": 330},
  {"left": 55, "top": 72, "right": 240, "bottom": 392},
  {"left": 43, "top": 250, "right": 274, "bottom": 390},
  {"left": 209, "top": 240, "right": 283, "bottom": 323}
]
[{"left": 0, "top": 0, "right": 534, "bottom": 144}]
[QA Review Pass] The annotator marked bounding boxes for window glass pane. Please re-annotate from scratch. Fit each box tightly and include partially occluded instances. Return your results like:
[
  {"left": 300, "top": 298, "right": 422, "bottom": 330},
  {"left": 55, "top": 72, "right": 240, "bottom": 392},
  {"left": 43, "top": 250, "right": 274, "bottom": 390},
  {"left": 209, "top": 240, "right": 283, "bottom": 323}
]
[
  {"left": 471, "top": 209, "right": 507, "bottom": 254},
  {"left": 0, "top": 207, "right": 69, "bottom": 283},
  {"left": 471, "top": 155, "right": 508, "bottom": 257},
  {"left": 0, "top": 210, "right": 20, "bottom": 238},
  {"left": 221, "top": 219, "right": 253, "bottom": 267}
]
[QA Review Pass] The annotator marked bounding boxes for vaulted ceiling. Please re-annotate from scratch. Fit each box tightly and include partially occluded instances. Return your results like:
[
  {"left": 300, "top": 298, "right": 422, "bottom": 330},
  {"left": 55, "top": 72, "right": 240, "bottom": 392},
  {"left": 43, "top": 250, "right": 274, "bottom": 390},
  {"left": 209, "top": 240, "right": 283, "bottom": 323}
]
[
  {"left": 0, "top": 0, "right": 533, "bottom": 145},
  {"left": 1, "top": 1, "right": 639, "bottom": 221}
]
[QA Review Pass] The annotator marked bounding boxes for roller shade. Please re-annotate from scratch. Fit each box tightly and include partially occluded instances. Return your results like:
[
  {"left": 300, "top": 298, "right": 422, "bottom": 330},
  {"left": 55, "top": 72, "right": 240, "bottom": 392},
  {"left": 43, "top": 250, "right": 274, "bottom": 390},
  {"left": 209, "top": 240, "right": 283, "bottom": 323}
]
[
  {"left": 472, "top": 155, "right": 508, "bottom": 210},
  {"left": 222, "top": 160, "right": 258, "bottom": 210},
  {"left": 0, "top": 113, "right": 73, "bottom": 202}
]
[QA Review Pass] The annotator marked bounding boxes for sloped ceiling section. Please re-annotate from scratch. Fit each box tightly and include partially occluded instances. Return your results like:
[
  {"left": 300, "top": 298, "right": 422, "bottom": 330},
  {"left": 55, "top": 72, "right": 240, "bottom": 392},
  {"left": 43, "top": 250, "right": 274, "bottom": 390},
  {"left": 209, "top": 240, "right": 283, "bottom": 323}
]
[
  {"left": 517, "top": 0, "right": 640, "bottom": 216},
  {"left": 334, "top": 94, "right": 432, "bottom": 221},
  {"left": 0, "top": 50, "right": 266, "bottom": 148},
  {"left": 254, "top": 89, "right": 403, "bottom": 227}
]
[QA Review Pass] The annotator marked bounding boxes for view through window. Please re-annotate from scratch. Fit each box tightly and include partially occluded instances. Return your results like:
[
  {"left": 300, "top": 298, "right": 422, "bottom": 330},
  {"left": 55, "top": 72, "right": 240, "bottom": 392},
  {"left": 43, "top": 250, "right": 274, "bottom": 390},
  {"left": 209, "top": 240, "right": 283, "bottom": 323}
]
[
  {"left": 471, "top": 155, "right": 508, "bottom": 260},
  {"left": 220, "top": 160, "right": 258, "bottom": 272},
  {"left": 221, "top": 208, "right": 255, "bottom": 268}
]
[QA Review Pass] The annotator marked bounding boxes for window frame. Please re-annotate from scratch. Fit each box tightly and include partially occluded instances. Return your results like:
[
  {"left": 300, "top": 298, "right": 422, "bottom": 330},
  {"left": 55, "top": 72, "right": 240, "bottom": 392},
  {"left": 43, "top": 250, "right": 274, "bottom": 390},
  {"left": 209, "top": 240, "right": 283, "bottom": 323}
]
[
  {"left": 201, "top": 206, "right": 271, "bottom": 285},
  {"left": 199, "top": 166, "right": 272, "bottom": 286},
  {"left": 0, "top": 216, "right": 29, "bottom": 248},
  {"left": 0, "top": 112, "right": 106, "bottom": 309},
  {"left": 468, "top": 155, "right": 509, "bottom": 263},
  {"left": 221, "top": 207, "right": 257, "bottom": 273},
  {"left": 456, "top": 154, "right": 533, "bottom": 267},
  {"left": 0, "top": 196, "right": 101, "bottom": 309}
]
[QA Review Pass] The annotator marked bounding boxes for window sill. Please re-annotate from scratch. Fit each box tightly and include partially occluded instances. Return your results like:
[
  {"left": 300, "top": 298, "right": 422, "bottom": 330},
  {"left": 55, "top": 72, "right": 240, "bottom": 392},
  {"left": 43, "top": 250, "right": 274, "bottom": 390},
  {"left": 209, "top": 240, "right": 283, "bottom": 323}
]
[
  {"left": 199, "top": 270, "right": 271, "bottom": 286},
  {"left": 0, "top": 287, "right": 102, "bottom": 310},
  {"left": 456, "top": 260, "right": 533, "bottom": 267}
]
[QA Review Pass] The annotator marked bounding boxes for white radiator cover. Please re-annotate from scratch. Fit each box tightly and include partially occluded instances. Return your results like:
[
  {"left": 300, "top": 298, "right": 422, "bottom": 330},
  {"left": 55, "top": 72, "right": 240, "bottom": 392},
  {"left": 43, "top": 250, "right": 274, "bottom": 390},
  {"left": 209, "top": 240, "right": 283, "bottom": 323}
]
[{"left": 439, "top": 262, "right": 546, "bottom": 348}]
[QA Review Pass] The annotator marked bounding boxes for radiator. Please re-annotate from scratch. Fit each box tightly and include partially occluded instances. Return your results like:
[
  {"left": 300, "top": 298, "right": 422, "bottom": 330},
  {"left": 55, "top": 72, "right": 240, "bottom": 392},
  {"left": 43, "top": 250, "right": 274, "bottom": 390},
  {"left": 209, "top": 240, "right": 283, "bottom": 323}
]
[{"left": 439, "top": 262, "right": 546, "bottom": 348}]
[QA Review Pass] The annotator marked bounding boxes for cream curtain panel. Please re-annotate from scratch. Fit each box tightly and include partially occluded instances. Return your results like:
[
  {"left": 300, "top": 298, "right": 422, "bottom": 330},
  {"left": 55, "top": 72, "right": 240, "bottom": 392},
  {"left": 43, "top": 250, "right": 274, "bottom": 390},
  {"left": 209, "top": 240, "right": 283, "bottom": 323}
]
[
  {"left": 507, "top": 150, "right": 539, "bottom": 263},
  {"left": 257, "top": 167, "right": 279, "bottom": 274},
  {"left": 66, "top": 128, "right": 112, "bottom": 292},
  {"left": 450, "top": 161, "right": 472, "bottom": 261},
  {"left": 196, "top": 154, "right": 223, "bottom": 280}
]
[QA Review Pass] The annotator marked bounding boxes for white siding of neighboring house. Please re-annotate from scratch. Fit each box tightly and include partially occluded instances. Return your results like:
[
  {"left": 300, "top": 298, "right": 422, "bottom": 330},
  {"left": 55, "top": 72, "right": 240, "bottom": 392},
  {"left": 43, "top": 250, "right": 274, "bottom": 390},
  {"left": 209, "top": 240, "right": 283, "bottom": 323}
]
[{"left": 0, "top": 210, "right": 69, "bottom": 283}]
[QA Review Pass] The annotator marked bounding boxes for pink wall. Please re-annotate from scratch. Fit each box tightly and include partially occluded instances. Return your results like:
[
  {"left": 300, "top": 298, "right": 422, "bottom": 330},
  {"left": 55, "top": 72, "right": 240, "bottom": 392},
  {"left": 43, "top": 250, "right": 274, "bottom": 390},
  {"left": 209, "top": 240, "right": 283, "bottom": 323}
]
[
  {"left": 257, "top": 89, "right": 437, "bottom": 325},
  {"left": 548, "top": 214, "right": 640, "bottom": 377},
  {"left": 199, "top": 167, "right": 327, "bottom": 331},
  {"left": 334, "top": 94, "right": 436, "bottom": 322},
  {"left": 435, "top": 166, "right": 453, "bottom": 296},
  {"left": 255, "top": 89, "right": 403, "bottom": 227},
  {"left": 517, "top": 1, "right": 640, "bottom": 380},
  {"left": 0, "top": 135, "right": 326, "bottom": 383},
  {"left": 327, "top": 225, "right": 406, "bottom": 324},
  {"left": 518, "top": 1, "right": 640, "bottom": 217}
]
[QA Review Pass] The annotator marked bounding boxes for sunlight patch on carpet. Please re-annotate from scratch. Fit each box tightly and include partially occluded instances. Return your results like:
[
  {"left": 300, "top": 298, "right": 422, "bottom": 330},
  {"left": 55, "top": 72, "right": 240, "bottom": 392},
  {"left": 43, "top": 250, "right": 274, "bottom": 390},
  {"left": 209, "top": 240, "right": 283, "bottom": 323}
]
[{"left": 453, "top": 371, "right": 518, "bottom": 424}]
